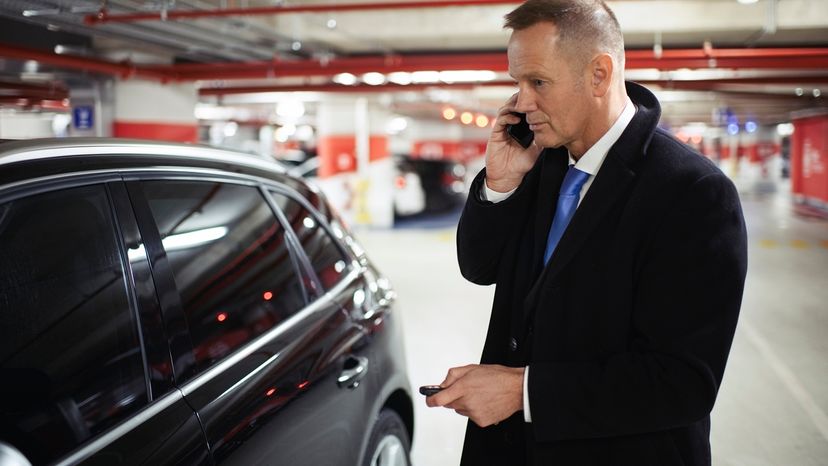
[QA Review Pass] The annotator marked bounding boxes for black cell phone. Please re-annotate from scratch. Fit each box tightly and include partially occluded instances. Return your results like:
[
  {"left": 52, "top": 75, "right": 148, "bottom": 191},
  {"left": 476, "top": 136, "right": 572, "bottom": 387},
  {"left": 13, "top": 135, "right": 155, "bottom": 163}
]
[
  {"left": 419, "top": 385, "right": 443, "bottom": 396},
  {"left": 506, "top": 112, "right": 534, "bottom": 149}
]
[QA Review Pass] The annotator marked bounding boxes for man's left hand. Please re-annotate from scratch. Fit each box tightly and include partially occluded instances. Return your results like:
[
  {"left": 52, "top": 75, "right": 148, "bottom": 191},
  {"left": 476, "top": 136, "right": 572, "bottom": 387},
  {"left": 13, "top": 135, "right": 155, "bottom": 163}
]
[{"left": 425, "top": 364, "right": 524, "bottom": 428}]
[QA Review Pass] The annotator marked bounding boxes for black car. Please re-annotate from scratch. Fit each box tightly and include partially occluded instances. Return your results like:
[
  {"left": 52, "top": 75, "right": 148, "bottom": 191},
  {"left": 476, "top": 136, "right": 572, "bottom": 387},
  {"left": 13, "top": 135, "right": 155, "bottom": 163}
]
[{"left": 0, "top": 139, "right": 413, "bottom": 466}]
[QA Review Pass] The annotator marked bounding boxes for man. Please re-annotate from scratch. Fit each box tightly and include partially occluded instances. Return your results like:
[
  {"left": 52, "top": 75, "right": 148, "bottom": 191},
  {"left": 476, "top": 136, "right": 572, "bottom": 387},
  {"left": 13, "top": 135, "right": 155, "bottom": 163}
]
[{"left": 425, "top": 1, "right": 748, "bottom": 465}]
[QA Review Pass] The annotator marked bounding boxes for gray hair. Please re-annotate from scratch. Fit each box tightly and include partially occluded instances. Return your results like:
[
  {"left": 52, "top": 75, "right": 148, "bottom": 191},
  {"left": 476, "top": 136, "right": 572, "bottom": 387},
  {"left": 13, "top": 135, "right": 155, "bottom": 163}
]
[{"left": 504, "top": 0, "right": 625, "bottom": 71}]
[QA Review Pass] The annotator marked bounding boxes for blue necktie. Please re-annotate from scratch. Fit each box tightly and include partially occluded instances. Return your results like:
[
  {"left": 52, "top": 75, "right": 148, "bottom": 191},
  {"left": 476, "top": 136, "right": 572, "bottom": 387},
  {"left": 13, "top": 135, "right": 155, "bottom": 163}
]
[{"left": 543, "top": 165, "right": 590, "bottom": 266}]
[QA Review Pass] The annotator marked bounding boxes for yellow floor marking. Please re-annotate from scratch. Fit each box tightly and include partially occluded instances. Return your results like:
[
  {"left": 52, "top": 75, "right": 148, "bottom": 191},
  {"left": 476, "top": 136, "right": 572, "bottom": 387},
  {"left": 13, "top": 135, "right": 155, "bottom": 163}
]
[
  {"left": 759, "top": 239, "right": 778, "bottom": 249},
  {"left": 790, "top": 240, "right": 810, "bottom": 249},
  {"left": 437, "top": 232, "right": 454, "bottom": 242}
]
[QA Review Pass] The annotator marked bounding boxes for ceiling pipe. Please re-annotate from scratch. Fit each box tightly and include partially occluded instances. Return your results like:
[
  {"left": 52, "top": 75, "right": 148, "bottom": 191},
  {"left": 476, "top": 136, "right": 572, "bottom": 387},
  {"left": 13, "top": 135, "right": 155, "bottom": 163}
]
[
  {"left": 199, "top": 80, "right": 517, "bottom": 95},
  {"left": 3, "top": 42, "right": 827, "bottom": 82},
  {"left": 85, "top": 0, "right": 524, "bottom": 25},
  {"left": 167, "top": 53, "right": 828, "bottom": 81},
  {"left": 0, "top": 43, "right": 170, "bottom": 80},
  {"left": 199, "top": 76, "right": 828, "bottom": 96}
]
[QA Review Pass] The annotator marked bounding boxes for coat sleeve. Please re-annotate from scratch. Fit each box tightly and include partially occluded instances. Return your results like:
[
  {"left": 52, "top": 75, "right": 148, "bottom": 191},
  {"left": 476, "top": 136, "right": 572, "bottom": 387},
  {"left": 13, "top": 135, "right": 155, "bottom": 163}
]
[
  {"left": 528, "top": 171, "right": 748, "bottom": 441},
  {"left": 456, "top": 167, "right": 536, "bottom": 285}
]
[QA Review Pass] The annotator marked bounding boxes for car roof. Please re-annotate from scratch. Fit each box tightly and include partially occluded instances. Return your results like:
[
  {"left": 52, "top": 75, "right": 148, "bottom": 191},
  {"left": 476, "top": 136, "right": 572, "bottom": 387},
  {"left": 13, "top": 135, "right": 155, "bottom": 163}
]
[
  {"left": 0, "top": 137, "right": 286, "bottom": 172},
  {"left": 0, "top": 137, "right": 293, "bottom": 188}
]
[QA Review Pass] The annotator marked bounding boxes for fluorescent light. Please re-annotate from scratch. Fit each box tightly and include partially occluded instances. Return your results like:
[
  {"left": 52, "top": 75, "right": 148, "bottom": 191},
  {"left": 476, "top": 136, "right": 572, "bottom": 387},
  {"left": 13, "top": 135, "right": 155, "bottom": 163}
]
[
  {"left": 737, "top": 0, "right": 758, "bottom": 4},
  {"left": 388, "top": 72, "right": 412, "bottom": 85},
  {"left": 439, "top": 70, "right": 497, "bottom": 83},
  {"left": 362, "top": 72, "right": 386, "bottom": 86},
  {"left": 333, "top": 73, "right": 357, "bottom": 85},
  {"left": 411, "top": 71, "right": 441, "bottom": 84}
]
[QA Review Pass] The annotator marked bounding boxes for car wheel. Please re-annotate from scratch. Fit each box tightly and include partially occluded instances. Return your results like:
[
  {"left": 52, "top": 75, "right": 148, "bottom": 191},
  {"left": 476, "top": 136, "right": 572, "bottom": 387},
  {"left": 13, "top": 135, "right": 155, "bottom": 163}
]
[{"left": 363, "top": 409, "right": 411, "bottom": 466}]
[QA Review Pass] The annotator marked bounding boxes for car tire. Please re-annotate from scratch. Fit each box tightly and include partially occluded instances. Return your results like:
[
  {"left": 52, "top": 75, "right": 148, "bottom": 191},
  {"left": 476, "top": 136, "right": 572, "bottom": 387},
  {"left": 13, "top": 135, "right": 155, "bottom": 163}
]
[{"left": 362, "top": 409, "right": 411, "bottom": 466}]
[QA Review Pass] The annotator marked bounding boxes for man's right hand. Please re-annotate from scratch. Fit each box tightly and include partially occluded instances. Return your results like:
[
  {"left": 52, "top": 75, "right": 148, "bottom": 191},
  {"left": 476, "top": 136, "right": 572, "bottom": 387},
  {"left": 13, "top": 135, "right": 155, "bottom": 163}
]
[{"left": 485, "top": 93, "right": 543, "bottom": 193}]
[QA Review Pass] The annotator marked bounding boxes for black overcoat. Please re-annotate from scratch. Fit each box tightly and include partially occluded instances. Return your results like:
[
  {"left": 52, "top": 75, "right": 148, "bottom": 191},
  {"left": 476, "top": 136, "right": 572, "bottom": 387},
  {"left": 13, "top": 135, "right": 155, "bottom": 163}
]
[{"left": 456, "top": 82, "right": 748, "bottom": 465}]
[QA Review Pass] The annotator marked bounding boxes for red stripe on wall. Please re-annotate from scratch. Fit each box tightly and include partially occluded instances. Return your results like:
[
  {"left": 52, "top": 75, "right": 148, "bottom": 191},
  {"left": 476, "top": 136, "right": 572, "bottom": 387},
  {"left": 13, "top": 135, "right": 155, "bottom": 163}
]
[{"left": 113, "top": 121, "right": 198, "bottom": 143}]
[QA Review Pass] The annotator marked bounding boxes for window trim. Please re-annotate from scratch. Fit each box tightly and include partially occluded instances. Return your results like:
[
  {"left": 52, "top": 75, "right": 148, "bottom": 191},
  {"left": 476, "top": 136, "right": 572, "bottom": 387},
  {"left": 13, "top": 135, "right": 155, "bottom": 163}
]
[
  {"left": 178, "top": 265, "right": 361, "bottom": 397},
  {"left": 0, "top": 178, "right": 160, "bottom": 464},
  {"left": 123, "top": 172, "right": 354, "bottom": 385},
  {"left": 263, "top": 186, "right": 355, "bottom": 296},
  {"left": 104, "top": 182, "right": 153, "bottom": 402},
  {"left": 54, "top": 389, "right": 187, "bottom": 466}
]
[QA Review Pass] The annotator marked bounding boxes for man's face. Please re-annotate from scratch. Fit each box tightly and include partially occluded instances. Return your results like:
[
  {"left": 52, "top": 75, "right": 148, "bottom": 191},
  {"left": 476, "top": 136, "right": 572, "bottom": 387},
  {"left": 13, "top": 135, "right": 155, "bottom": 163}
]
[{"left": 507, "top": 22, "right": 592, "bottom": 154}]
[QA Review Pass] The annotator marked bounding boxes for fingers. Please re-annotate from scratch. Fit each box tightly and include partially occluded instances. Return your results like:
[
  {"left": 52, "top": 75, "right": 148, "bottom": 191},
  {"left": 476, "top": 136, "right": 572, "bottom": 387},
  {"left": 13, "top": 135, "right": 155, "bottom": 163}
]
[
  {"left": 426, "top": 381, "right": 463, "bottom": 407},
  {"left": 425, "top": 364, "right": 477, "bottom": 408},
  {"left": 440, "top": 364, "right": 476, "bottom": 387},
  {"left": 492, "top": 94, "right": 521, "bottom": 133}
]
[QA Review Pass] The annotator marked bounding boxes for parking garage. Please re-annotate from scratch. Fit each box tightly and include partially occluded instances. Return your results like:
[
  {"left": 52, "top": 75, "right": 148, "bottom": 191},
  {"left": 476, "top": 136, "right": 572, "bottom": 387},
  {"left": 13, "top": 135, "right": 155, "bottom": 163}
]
[{"left": 1, "top": 1, "right": 827, "bottom": 465}]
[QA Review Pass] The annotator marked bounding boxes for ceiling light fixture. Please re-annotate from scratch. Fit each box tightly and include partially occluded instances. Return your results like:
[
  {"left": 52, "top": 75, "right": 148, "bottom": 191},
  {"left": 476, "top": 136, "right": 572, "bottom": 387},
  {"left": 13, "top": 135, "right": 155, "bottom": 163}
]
[
  {"left": 362, "top": 72, "right": 386, "bottom": 86},
  {"left": 737, "top": 0, "right": 759, "bottom": 4},
  {"left": 460, "top": 112, "right": 474, "bottom": 125},
  {"left": 388, "top": 72, "right": 412, "bottom": 85},
  {"left": 333, "top": 73, "right": 357, "bottom": 85}
]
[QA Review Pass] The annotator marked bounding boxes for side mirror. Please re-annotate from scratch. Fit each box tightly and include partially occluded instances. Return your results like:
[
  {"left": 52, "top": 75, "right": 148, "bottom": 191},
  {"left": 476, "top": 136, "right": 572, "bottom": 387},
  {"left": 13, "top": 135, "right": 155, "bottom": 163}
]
[{"left": 0, "top": 442, "right": 32, "bottom": 466}]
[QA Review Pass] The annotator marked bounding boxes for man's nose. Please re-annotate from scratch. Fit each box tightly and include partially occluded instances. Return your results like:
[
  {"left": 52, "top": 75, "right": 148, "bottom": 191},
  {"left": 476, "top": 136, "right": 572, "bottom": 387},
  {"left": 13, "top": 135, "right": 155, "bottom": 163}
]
[{"left": 514, "top": 90, "right": 536, "bottom": 113}]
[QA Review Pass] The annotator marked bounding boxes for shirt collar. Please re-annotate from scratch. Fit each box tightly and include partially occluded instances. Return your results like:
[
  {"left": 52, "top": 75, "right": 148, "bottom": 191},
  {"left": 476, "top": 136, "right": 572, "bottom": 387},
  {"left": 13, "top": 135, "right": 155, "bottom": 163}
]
[{"left": 569, "top": 97, "right": 636, "bottom": 175}]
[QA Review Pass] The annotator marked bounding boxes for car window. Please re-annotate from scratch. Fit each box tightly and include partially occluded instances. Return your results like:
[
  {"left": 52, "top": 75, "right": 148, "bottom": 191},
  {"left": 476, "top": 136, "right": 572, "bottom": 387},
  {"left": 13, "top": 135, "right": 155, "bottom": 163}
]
[
  {"left": 0, "top": 184, "right": 147, "bottom": 465},
  {"left": 140, "top": 180, "right": 306, "bottom": 372},
  {"left": 268, "top": 191, "right": 350, "bottom": 291}
]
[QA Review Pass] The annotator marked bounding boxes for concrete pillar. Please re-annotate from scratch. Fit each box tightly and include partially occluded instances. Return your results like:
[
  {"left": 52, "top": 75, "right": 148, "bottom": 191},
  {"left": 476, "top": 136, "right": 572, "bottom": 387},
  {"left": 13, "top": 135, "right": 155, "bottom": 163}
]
[
  {"left": 316, "top": 96, "right": 393, "bottom": 228},
  {"left": 112, "top": 79, "right": 198, "bottom": 142},
  {"left": 69, "top": 78, "right": 114, "bottom": 138}
]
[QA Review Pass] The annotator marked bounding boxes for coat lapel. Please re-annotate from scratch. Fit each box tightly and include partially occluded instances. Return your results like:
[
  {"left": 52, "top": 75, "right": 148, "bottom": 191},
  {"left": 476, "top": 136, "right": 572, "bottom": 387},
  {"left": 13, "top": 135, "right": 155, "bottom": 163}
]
[
  {"left": 542, "top": 150, "right": 636, "bottom": 283},
  {"left": 521, "top": 81, "right": 662, "bottom": 319},
  {"left": 530, "top": 148, "right": 569, "bottom": 271}
]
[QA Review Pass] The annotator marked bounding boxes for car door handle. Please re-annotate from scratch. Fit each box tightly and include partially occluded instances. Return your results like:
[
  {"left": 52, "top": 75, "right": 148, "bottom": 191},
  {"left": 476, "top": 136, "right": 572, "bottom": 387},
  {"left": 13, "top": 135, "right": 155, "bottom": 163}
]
[{"left": 337, "top": 356, "right": 369, "bottom": 389}]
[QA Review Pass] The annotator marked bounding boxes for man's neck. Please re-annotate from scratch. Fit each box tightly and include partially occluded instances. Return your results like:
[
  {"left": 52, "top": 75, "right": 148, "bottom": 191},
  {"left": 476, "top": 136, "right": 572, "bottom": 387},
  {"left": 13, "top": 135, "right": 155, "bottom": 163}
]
[{"left": 569, "top": 88, "right": 630, "bottom": 161}]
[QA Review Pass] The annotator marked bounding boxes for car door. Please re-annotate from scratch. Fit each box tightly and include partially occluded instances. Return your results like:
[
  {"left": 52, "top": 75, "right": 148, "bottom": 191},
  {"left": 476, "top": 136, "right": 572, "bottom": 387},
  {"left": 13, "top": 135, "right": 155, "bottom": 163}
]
[
  {"left": 124, "top": 176, "right": 372, "bottom": 465},
  {"left": 0, "top": 179, "right": 210, "bottom": 466}
]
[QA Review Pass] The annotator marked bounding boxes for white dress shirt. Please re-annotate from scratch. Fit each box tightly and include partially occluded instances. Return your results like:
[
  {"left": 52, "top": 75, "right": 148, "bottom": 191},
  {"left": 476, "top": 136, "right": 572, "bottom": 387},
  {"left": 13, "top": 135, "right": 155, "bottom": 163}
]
[{"left": 481, "top": 97, "right": 635, "bottom": 422}]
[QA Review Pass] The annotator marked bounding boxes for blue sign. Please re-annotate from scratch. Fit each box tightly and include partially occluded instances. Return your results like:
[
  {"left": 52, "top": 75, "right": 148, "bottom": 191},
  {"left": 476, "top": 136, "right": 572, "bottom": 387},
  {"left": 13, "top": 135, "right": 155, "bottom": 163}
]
[{"left": 73, "top": 106, "right": 94, "bottom": 130}]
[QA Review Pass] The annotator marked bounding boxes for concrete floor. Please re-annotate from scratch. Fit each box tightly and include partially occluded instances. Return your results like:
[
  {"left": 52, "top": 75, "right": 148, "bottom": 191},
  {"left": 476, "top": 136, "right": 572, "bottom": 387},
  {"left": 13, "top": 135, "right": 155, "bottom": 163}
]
[{"left": 354, "top": 178, "right": 828, "bottom": 466}]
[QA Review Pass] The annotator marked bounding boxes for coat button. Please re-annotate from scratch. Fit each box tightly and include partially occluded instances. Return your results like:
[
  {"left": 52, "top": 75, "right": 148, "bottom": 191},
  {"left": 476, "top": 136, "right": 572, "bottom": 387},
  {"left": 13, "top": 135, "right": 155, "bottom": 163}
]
[{"left": 509, "top": 337, "right": 518, "bottom": 352}]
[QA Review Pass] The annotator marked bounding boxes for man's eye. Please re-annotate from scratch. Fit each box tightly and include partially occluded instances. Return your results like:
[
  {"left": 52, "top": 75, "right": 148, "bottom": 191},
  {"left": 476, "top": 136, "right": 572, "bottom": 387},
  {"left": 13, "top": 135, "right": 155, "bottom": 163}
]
[{"left": 534, "top": 79, "right": 545, "bottom": 87}]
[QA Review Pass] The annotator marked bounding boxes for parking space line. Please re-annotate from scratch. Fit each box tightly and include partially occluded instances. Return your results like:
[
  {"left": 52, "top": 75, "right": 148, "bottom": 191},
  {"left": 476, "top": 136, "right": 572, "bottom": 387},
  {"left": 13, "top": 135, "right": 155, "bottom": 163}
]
[{"left": 741, "top": 321, "right": 828, "bottom": 442}]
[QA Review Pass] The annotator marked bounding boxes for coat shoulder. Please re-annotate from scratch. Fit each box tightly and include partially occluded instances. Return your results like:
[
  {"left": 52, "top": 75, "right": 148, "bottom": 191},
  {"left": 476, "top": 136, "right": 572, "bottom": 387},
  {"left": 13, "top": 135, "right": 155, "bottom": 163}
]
[{"left": 646, "top": 128, "right": 723, "bottom": 181}]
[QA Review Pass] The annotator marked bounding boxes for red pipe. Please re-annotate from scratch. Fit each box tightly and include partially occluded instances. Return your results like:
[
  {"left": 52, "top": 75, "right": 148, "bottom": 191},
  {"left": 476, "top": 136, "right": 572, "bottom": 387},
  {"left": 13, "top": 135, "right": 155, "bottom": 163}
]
[
  {"left": 626, "top": 48, "right": 828, "bottom": 59},
  {"left": 85, "top": 0, "right": 523, "bottom": 25},
  {"left": 2, "top": 42, "right": 827, "bottom": 82},
  {"left": 199, "top": 80, "right": 517, "bottom": 95},
  {"left": 0, "top": 43, "right": 170, "bottom": 80},
  {"left": 169, "top": 54, "right": 828, "bottom": 81},
  {"left": 199, "top": 76, "right": 828, "bottom": 96}
]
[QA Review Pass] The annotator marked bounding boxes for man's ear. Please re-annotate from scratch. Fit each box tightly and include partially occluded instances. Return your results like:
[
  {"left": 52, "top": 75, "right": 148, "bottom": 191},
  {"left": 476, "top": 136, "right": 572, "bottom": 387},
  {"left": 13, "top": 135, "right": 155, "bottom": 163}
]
[{"left": 590, "top": 53, "right": 614, "bottom": 97}]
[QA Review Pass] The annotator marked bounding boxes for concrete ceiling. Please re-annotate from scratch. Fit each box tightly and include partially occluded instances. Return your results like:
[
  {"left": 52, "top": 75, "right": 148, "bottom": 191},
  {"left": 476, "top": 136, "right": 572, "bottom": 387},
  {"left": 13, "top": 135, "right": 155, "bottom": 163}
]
[{"left": 1, "top": 0, "right": 827, "bottom": 127}]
